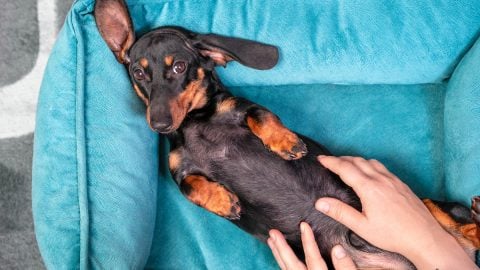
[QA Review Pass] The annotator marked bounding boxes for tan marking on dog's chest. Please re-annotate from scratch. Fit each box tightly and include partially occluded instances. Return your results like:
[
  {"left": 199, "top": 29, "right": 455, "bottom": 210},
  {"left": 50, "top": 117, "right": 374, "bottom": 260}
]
[
  {"left": 169, "top": 149, "right": 182, "bottom": 172},
  {"left": 216, "top": 98, "right": 236, "bottom": 114}
]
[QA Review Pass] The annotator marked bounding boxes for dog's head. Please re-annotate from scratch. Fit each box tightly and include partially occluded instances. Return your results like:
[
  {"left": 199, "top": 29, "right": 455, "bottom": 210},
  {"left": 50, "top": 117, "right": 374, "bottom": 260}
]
[{"left": 95, "top": 0, "right": 278, "bottom": 133}]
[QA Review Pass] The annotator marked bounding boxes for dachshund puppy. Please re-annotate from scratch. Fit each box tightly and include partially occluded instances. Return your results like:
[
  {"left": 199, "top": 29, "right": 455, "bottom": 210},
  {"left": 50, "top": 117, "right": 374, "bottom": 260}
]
[{"left": 95, "top": 1, "right": 480, "bottom": 268}]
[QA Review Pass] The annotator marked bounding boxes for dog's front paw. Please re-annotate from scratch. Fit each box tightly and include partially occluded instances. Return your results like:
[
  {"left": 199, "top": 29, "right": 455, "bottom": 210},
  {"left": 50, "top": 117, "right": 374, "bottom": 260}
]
[
  {"left": 181, "top": 175, "right": 241, "bottom": 220},
  {"left": 268, "top": 131, "right": 308, "bottom": 160},
  {"left": 204, "top": 182, "right": 241, "bottom": 220},
  {"left": 226, "top": 195, "right": 242, "bottom": 220},
  {"left": 247, "top": 113, "right": 307, "bottom": 160}
]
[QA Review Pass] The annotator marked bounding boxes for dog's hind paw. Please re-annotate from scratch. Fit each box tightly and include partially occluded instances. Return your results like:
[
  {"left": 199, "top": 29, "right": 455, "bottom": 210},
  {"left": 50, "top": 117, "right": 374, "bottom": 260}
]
[{"left": 227, "top": 199, "right": 242, "bottom": 220}]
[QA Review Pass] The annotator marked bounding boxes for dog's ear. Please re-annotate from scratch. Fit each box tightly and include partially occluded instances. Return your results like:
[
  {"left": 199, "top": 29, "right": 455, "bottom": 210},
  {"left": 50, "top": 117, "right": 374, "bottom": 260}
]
[
  {"left": 94, "top": 0, "right": 135, "bottom": 64},
  {"left": 192, "top": 34, "right": 279, "bottom": 70}
]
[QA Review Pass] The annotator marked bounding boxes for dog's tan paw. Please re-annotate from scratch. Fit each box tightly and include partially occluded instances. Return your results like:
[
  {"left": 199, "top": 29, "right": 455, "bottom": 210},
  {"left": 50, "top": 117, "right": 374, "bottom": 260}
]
[
  {"left": 247, "top": 114, "right": 308, "bottom": 160},
  {"left": 181, "top": 175, "right": 241, "bottom": 220}
]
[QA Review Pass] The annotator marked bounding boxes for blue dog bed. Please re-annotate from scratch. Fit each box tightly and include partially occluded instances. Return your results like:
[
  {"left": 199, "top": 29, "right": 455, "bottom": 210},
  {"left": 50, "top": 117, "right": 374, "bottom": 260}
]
[{"left": 33, "top": 0, "right": 480, "bottom": 268}]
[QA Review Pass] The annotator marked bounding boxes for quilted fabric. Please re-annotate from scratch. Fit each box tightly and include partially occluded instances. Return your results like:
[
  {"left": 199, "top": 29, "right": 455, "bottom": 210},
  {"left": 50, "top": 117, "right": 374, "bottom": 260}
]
[{"left": 32, "top": 0, "right": 480, "bottom": 269}]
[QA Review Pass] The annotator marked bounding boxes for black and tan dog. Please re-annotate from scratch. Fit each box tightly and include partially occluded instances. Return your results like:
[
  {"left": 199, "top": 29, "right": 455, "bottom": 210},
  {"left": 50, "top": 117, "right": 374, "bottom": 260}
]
[{"left": 95, "top": 1, "right": 480, "bottom": 268}]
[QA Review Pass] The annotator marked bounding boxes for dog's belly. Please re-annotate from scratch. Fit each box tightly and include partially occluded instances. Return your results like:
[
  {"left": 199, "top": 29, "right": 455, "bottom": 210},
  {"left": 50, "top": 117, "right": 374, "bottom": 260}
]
[{"left": 181, "top": 122, "right": 360, "bottom": 251}]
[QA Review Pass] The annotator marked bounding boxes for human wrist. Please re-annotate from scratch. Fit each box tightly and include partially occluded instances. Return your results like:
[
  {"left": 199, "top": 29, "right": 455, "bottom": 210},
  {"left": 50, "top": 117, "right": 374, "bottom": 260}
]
[{"left": 404, "top": 229, "right": 477, "bottom": 269}]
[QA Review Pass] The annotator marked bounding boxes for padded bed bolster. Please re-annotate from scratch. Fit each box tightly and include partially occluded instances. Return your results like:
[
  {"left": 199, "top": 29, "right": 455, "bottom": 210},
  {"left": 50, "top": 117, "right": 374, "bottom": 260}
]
[
  {"left": 33, "top": 11, "right": 82, "bottom": 269},
  {"left": 32, "top": 0, "right": 480, "bottom": 268},
  {"left": 127, "top": 0, "right": 480, "bottom": 86},
  {"left": 445, "top": 37, "right": 480, "bottom": 206},
  {"left": 33, "top": 2, "right": 159, "bottom": 269}
]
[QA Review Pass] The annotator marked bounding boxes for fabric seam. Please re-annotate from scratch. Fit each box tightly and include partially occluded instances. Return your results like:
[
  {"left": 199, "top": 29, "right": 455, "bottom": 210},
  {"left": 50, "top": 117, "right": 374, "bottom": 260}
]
[{"left": 70, "top": 3, "right": 89, "bottom": 270}]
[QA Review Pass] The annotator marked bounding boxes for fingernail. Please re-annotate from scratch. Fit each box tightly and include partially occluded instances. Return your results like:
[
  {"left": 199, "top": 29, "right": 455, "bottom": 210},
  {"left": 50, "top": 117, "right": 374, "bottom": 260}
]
[
  {"left": 315, "top": 200, "right": 330, "bottom": 213},
  {"left": 300, "top": 222, "right": 306, "bottom": 233},
  {"left": 333, "top": 245, "right": 347, "bottom": 259},
  {"left": 269, "top": 230, "right": 276, "bottom": 242},
  {"left": 317, "top": 155, "right": 326, "bottom": 160}
]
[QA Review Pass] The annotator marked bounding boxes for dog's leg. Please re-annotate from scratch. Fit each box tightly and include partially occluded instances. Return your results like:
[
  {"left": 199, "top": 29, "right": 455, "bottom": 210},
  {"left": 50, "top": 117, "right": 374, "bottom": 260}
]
[
  {"left": 455, "top": 197, "right": 480, "bottom": 251},
  {"left": 226, "top": 100, "right": 307, "bottom": 160},
  {"left": 468, "top": 196, "right": 480, "bottom": 246},
  {"left": 247, "top": 108, "right": 307, "bottom": 160},
  {"left": 423, "top": 199, "right": 479, "bottom": 258},
  {"left": 180, "top": 175, "right": 241, "bottom": 220},
  {"left": 168, "top": 147, "right": 241, "bottom": 220}
]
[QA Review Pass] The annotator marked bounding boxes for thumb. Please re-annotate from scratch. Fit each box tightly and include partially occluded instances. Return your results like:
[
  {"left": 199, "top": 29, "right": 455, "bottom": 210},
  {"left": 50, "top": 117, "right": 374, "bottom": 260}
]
[
  {"left": 331, "top": 245, "right": 357, "bottom": 269},
  {"left": 315, "top": 198, "right": 365, "bottom": 232}
]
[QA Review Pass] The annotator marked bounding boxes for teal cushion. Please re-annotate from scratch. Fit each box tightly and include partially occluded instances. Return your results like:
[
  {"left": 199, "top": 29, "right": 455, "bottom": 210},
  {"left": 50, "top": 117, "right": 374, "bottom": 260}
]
[
  {"left": 231, "top": 83, "right": 446, "bottom": 199},
  {"left": 32, "top": 0, "right": 480, "bottom": 269},
  {"left": 445, "top": 37, "right": 480, "bottom": 206},
  {"left": 147, "top": 83, "right": 447, "bottom": 270},
  {"left": 129, "top": 0, "right": 480, "bottom": 86},
  {"left": 33, "top": 4, "right": 159, "bottom": 269}
]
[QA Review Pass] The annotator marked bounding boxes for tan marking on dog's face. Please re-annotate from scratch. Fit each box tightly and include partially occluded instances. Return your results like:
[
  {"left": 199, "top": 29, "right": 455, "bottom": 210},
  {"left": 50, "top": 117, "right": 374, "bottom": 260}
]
[
  {"left": 168, "top": 68, "right": 207, "bottom": 130},
  {"left": 169, "top": 149, "right": 181, "bottom": 172},
  {"left": 146, "top": 105, "right": 153, "bottom": 130},
  {"left": 139, "top": 57, "right": 149, "bottom": 68},
  {"left": 164, "top": 55, "right": 174, "bottom": 66},
  {"left": 133, "top": 83, "right": 148, "bottom": 105},
  {"left": 217, "top": 97, "right": 236, "bottom": 114}
]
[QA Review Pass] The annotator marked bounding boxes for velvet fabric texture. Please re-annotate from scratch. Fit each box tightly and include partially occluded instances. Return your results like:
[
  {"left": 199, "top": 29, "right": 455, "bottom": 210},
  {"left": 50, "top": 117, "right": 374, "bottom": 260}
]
[{"left": 33, "top": 0, "right": 480, "bottom": 269}]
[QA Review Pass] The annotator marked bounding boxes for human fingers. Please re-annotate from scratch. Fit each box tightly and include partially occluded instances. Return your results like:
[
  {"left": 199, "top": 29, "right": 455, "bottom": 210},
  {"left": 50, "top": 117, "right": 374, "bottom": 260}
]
[
  {"left": 367, "top": 159, "right": 396, "bottom": 178},
  {"left": 268, "top": 237, "right": 286, "bottom": 270},
  {"left": 317, "top": 156, "right": 369, "bottom": 188},
  {"left": 331, "top": 245, "right": 357, "bottom": 270},
  {"left": 319, "top": 155, "right": 412, "bottom": 199},
  {"left": 269, "top": 229, "right": 306, "bottom": 270},
  {"left": 315, "top": 197, "right": 366, "bottom": 234},
  {"left": 300, "top": 222, "right": 328, "bottom": 270},
  {"left": 366, "top": 158, "right": 414, "bottom": 194},
  {"left": 338, "top": 156, "right": 385, "bottom": 179},
  {"left": 321, "top": 156, "right": 395, "bottom": 183}
]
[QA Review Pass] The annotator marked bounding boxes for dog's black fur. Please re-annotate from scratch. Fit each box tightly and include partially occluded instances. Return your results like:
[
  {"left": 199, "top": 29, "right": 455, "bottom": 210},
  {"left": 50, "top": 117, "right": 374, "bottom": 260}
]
[
  {"left": 94, "top": 1, "right": 480, "bottom": 268},
  {"left": 126, "top": 26, "right": 367, "bottom": 264}
]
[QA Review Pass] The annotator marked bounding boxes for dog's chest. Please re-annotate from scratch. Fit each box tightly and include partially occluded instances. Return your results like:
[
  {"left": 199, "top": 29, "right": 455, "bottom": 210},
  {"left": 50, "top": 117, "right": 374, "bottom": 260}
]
[{"left": 182, "top": 119, "right": 252, "bottom": 161}]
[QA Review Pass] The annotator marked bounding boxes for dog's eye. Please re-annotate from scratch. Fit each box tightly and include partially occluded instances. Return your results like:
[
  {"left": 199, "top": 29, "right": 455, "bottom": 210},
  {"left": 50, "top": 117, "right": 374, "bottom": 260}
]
[
  {"left": 133, "top": 69, "right": 145, "bottom": 80},
  {"left": 173, "top": 61, "right": 187, "bottom": 74}
]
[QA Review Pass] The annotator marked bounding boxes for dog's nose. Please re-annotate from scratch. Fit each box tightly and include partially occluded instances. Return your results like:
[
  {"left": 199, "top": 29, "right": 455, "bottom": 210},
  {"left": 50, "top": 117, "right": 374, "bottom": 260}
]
[{"left": 150, "top": 122, "right": 171, "bottom": 132}]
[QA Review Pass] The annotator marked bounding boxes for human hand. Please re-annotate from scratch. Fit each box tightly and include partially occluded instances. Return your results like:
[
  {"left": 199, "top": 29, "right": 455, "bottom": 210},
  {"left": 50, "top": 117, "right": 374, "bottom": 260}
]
[
  {"left": 268, "top": 222, "right": 357, "bottom": 270},
  {"left": 316, "top": 155, "right": 477, "bottom": 269}
]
